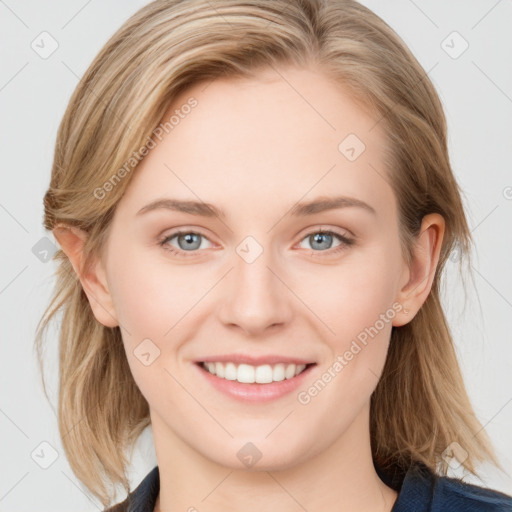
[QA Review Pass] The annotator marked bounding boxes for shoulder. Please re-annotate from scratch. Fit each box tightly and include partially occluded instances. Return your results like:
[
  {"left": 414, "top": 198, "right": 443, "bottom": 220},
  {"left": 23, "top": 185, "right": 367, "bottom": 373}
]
[
  {"left": 433, "top": 472, "right": 512, "bottom": 511},
  {"left": 103, "top": 466, "right": 160, "bottom": 512},
  {"left": 104, "top": 502, "right": 127, "bottom": 512},
  {"left": 394, "top": 463, "right": 512, "bottom": 512}
]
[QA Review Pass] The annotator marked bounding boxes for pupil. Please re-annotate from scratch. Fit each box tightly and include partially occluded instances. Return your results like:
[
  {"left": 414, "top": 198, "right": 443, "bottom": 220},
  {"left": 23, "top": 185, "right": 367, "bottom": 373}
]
[
  {"left": 313, "top": 233, "right": 330, "bottom": 250},
  {"left": 181, "top": 233, "right": 199, "bottom": 249}
]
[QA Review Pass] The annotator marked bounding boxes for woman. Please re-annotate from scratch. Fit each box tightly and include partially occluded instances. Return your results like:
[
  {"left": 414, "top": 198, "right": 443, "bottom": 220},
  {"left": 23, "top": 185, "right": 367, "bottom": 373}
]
[{"left": 36, "top": 0, "right": 512, "bottom": 510}]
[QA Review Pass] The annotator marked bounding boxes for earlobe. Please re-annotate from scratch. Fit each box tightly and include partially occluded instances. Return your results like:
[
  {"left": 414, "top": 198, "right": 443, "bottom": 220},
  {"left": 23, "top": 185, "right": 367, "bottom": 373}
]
[
  {"left": 53, "top": 225, "right": 119, "bottom": 328},
  {"left": 392, "top": 214, "right": 445, "bottom": 327}
]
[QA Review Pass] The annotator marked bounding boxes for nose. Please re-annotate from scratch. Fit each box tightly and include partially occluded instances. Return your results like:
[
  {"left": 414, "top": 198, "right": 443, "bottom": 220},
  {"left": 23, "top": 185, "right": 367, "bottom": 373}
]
[{"left": 217, "top": 244, "right": 294, "bottom": 337}]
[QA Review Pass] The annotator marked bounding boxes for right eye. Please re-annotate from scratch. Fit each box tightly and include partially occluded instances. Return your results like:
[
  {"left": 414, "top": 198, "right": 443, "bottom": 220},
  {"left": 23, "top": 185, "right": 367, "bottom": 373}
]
[{"left": 159, "top": 230, "right": 214, "bottom": 257}]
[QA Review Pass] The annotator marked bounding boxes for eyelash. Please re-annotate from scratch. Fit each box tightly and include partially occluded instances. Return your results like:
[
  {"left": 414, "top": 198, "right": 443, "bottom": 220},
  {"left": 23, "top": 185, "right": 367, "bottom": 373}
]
[{"left": 158, "top": 228, "right": 355, "bottom": 258}]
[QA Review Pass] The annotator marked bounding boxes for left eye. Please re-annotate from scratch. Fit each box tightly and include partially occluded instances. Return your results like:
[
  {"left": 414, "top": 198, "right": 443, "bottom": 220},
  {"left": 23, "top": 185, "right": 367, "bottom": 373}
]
[{"left": 297, "top": 230, "right": 354, "bottom": 252}]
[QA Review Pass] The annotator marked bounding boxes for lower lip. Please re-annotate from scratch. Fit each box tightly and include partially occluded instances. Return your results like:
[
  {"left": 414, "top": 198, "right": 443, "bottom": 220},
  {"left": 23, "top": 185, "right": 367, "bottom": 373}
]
[{"left": 194, "top": 362, "right": 316, "bottom": 403}]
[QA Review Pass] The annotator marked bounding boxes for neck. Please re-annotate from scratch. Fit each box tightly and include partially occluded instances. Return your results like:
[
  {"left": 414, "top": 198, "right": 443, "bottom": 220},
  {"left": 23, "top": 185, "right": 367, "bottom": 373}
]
[{"left": 152, "top": 405, "right": 397, "bottom": 512}]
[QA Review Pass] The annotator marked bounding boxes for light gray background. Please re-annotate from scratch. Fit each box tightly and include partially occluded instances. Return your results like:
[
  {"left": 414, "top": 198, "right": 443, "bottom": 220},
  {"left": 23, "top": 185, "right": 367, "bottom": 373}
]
[{"left": 1, "top": 0, "right": 511, "bottom": 510}]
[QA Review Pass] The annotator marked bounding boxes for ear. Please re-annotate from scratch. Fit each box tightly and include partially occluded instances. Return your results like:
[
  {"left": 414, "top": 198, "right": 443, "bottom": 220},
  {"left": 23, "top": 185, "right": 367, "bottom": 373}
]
[
  {"left": 392, "top": 213, "right": 445, "bottom": 327},
  {"left": 53, "top": 225, "right": 119, "bottom": 328}
]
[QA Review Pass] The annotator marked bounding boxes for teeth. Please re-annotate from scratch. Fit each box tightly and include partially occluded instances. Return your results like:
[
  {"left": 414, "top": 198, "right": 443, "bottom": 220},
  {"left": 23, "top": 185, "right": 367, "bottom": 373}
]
[
  {"left": 215, "top": 362, "right": 225, "bottom": 378},
  {"left": 224, "top": 362, "right": 237, "bottom": 380},
  {"left": 202, "top": 362, "right": 308, "bottom": 383}
]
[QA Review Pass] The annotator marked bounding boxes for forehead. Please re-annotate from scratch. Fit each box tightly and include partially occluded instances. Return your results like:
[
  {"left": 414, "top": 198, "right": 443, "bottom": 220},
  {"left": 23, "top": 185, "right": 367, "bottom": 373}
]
[{"left": 119, "top": 65, "right": 394, "bottom": 222}]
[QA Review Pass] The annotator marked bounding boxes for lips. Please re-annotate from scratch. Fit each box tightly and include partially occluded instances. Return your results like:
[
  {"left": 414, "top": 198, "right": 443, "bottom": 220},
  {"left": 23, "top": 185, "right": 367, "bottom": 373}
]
[
  {"left": 196, "top": 353, "right": 315, "bottom": 366},
  {"left": 194, "top": 358, "right": 317, "bottom": 402}
]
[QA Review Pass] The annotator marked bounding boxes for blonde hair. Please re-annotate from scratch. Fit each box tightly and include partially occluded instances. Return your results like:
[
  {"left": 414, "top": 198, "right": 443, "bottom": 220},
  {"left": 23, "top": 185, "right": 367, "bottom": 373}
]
[{"left": 36, "top": 0, "right": 501, "bottom": 507}]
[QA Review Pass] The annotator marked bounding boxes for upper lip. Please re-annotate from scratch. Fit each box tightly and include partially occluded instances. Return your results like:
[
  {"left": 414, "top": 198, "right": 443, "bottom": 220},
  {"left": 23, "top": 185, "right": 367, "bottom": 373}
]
[{"left": 196, "top": 354, "right": 316, "bottom": 366}]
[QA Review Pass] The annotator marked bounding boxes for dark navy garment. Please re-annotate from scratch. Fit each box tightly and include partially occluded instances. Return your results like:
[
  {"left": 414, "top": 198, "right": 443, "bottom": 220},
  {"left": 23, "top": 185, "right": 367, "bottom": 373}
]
[{"left": 105, "top": 462, "right": 512, "bottom": 511}]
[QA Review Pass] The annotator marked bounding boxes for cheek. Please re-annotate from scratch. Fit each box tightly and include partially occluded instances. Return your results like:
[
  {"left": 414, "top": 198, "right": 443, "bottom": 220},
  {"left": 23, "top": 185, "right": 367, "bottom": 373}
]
[
  {"left": 107, "top": 244, "right": 196, "bottom": 339},
  {"left": 302, "top": 245, "right": 402, "bottom": 405},
  {"left": 108, "top": 265, "right": 187, "bottom": 411},
  {"left": 105, "top": 245, "right": 213, "bottom": 390},
  {"left": 294, "top": 260, "right": 399, "bottom": 422},
  {"left": 310, "top": 249, "right": 400, "bottom": 341}
]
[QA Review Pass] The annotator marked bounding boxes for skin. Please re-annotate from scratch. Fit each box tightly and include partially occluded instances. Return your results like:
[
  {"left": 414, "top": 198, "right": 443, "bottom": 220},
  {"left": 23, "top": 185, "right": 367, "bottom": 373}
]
[{"left": 55, "top": 65, "right": 444, "bottom": 512}]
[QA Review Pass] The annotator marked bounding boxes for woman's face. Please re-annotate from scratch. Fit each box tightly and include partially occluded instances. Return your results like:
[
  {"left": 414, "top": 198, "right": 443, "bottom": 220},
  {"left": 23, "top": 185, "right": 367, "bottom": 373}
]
[{"left": 98, "top": 65, "right": 414, "bottom": 469}]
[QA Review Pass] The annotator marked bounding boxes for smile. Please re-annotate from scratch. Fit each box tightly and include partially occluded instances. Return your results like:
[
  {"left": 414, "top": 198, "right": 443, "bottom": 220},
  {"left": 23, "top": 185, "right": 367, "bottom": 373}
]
[
  {"left": 195, "top": 360, "right": 317, "bottom": 403},
  {"left": 200, "top": 361, "right": 310, "bottom": 384}
]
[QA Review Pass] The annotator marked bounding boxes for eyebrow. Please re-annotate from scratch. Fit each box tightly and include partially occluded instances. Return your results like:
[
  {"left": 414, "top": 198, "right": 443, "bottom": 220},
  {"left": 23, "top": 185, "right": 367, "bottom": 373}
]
[
  {"left": 290, "top": 196, "right": 376, "bottom": 216},
  {"left": 136, "top": 195, "right": 376, "bottom": 219}
]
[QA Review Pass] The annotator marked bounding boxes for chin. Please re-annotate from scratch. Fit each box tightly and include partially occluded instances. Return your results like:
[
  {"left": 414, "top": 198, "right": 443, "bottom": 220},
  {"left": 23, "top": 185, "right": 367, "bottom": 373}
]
[{"left": 200, "top": 435, "right": 311, "bottom": 472}]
